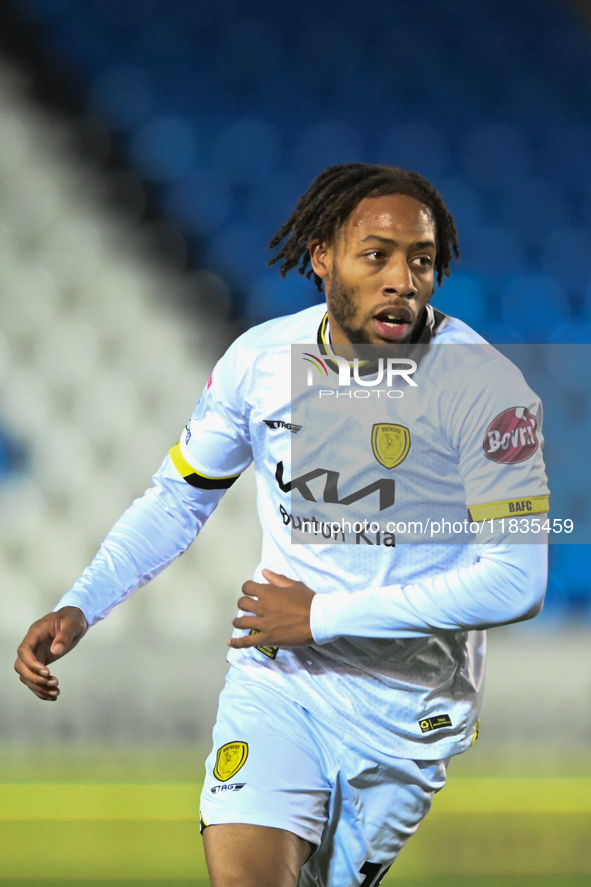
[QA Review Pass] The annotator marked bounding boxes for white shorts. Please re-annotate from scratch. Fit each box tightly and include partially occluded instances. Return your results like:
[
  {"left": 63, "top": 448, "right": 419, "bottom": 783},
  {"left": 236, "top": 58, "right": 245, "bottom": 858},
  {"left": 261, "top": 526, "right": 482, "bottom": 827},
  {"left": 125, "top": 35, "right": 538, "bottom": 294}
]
[{"left": 201, "top": 670, "right": 449, "bottom": 887}]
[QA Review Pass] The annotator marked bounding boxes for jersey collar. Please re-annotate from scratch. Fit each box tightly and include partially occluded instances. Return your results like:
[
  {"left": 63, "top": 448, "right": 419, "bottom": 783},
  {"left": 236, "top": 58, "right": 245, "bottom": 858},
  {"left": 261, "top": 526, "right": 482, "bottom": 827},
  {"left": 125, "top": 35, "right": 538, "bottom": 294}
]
[{"left": 315, "top": 305, "right": 446, "bottom": 377}]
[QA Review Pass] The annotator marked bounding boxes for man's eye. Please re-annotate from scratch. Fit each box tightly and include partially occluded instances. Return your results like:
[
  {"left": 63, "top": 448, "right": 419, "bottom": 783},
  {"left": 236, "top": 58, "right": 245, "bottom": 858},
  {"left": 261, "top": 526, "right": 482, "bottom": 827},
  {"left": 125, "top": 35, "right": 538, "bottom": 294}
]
[
  {"left": 365, "top": 251, "right": 385, "bottom": 260},
  {"left": 412, "top": 256, "right": 433, "bottom": 268}
]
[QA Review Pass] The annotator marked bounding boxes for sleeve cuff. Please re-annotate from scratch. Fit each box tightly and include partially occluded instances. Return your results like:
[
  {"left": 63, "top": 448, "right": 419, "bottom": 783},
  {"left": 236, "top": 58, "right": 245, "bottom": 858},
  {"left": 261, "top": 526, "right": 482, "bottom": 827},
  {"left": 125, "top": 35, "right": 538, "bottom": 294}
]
[
  {"left": 310, "top": 591, "right": 350, "bottom": 645},
  {"left": 53, "top": 593, "right": 95, "bottom": 628}
]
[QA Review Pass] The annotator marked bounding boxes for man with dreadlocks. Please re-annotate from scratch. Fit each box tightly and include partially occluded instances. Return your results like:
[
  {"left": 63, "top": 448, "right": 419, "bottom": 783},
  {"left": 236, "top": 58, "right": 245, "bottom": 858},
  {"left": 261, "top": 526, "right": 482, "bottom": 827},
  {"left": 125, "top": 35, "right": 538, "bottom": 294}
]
[{"left": 16, "top": 164, "right": 548, "bottom": 887}]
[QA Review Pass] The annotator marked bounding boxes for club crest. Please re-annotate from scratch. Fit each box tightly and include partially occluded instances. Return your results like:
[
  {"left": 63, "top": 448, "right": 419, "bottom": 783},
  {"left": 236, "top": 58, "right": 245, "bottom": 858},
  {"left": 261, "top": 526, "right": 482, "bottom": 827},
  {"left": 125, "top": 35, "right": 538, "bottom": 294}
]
[
  {"left": 371, "top": 424, "right": 411, "bottom": 470},
  {"left": 213, "top": 741, "right": 249, "bottom": 782}
]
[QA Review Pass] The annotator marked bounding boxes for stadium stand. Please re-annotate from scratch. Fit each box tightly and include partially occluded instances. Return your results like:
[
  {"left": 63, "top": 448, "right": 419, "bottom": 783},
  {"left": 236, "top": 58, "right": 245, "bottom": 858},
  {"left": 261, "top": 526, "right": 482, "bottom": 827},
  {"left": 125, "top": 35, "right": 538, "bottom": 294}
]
[
  {"left": 0, "top": 57, "right": 261, "bottom": 743},
  {"left": 6, "top": 0, "right": 591, "bottom": 334},
  {"left": 0, "top": 0, "right": 589, "bottom": 742}
]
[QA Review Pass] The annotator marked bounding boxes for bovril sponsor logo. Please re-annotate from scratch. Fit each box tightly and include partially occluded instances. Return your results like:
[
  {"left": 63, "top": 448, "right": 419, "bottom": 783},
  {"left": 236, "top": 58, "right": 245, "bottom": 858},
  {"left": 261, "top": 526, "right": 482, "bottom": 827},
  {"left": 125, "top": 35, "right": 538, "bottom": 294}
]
[
  {"left": 210, "top": 783, "right": 246, "bottom": 794},
  {"left": 483, "top": 407, "right": 539, "bottom": 464}
]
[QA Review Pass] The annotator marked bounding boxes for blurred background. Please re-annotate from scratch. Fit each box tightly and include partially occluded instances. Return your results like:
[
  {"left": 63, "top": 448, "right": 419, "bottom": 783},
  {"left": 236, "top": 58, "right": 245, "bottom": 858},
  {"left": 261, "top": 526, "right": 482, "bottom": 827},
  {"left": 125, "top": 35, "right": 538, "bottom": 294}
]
[{"left": 0, "top": 0, "right": 590, "bottom": 883}]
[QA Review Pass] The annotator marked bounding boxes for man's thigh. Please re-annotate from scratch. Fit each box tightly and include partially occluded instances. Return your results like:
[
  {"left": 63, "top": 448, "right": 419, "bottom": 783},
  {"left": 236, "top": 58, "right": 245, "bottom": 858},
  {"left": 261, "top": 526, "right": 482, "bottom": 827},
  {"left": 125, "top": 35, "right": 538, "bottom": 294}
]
[{"left": 204, "top": 823, "right": 311, "bottom": 887}]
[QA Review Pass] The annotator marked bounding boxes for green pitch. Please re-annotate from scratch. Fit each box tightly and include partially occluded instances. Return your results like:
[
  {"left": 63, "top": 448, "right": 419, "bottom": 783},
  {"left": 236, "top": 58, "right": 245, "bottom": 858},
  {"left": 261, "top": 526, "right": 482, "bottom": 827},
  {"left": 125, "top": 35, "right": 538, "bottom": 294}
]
[
  {"left": 0, "top": 879, "right": 588, "bottom": 887},
  {"left": 0, "top": 747, "right": 589, "bottom": 884}
]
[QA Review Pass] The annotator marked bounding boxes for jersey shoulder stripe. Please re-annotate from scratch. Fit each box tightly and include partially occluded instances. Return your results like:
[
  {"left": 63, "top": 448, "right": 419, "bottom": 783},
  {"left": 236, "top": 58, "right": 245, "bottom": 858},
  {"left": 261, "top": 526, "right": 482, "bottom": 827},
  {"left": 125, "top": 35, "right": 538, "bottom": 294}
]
[{"left": 169, "top": 442, "right": 240, "bottom": 489}]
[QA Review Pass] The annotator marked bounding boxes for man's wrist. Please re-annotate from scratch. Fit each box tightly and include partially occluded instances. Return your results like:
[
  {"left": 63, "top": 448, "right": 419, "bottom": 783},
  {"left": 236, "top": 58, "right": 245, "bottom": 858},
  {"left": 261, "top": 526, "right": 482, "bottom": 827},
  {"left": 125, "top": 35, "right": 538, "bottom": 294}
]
[
  {"left": 58, "top": 605, "right": 89, "bottom": 631},
  {"left": 53, "top": 597, "right": 93, "bottom": 628},
  {"left": 310, "top": 592, "right": 346, "bottom": 645}
]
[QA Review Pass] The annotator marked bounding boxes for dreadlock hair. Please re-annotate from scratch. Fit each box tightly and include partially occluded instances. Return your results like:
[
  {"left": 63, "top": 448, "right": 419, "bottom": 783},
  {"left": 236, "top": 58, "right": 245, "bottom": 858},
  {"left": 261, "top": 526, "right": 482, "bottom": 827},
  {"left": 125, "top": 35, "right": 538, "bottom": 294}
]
[{"left": 268, "top": 163, "right": 459, "bottom": 291}]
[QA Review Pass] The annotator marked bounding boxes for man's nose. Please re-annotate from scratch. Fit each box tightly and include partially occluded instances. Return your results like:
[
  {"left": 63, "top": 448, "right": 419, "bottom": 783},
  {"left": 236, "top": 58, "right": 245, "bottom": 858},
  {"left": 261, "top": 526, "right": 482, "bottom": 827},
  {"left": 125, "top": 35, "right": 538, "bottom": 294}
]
[{"left": 382, "top": 256, "right": 417, "bottom": 297}]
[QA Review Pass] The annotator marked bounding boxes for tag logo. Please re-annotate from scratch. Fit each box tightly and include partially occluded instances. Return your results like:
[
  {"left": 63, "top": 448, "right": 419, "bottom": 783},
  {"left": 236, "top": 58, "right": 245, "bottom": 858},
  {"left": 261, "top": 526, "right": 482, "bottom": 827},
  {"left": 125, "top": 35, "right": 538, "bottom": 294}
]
[
  {"left": 483, "top": 407, "right": 539, "bottom": 464},
  {"left": 419, "top": 714, "right": 452, "bottom": 733},
  {"left": 263, "top": 420, "right": 302, "bottom": 434},
  {"left": 371, "top": 424, "right": 411, "bottom": 469},
  {"left": 213, "top": 741, "right": 249, "bottom": 782},
  {"left": 210, "top": 783, "right": 246, "bottom": 794}
]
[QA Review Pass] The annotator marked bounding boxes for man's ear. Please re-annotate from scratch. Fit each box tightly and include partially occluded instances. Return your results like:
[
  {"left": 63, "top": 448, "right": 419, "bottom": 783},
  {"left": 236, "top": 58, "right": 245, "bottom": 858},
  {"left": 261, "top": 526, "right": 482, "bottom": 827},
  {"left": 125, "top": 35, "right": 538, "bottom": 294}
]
[{"left": 309, "top": 239, "right": 332, "bottom": 281}]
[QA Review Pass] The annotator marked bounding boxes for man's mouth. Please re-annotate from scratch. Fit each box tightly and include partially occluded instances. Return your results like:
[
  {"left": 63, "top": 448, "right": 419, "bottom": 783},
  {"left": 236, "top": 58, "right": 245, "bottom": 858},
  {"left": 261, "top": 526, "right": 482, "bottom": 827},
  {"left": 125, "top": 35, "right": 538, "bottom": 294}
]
[{"left": 371, "top": 308, "right": 413, "bottom": 340}]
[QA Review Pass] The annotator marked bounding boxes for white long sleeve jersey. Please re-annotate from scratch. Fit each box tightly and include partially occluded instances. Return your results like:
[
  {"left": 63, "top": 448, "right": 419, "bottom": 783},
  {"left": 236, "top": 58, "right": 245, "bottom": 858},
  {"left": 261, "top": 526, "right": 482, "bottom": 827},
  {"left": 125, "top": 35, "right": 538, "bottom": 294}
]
[{"left": 58, "top": 303, "right": 549, "bottom": 758}]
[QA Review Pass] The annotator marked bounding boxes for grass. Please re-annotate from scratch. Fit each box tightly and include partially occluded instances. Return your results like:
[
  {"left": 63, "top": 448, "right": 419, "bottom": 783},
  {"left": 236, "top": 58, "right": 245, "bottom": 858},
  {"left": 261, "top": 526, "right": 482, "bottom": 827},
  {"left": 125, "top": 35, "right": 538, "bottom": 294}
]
[
  {"left": 0, "top": 879, "right": 587, "bottom": 886},
  {"left": 0, "top": 746, "right": 590, "bottom": 883}
]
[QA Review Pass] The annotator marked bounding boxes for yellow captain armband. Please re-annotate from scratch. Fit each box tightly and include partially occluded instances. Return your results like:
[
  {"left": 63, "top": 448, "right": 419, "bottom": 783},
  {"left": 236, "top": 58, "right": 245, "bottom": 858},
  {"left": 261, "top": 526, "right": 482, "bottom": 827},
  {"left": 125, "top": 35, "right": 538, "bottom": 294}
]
[
  {"left": 168, "top": 442, "right": 240, "bottom": 490},
  {"left": 467, "top": 495, "right": 549, "bottom": 522}
]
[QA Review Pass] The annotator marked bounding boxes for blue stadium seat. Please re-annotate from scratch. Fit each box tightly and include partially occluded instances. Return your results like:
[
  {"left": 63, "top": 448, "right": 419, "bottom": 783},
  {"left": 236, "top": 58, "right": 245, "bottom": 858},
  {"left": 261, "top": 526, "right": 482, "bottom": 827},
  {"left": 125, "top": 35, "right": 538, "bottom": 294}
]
[
  {"left": 503, "top": 179, "right": 571, "bottom": 247},
  {"left": 166, "top": 168, "right": 232, "bottom": 235},
  {"left": 376, "top": 123, "right": 450, "bottom": 182},
  {"left": 90, "top": 66, "right": 153, "bottom": 132},
  {"left": 129, "top": 116, "right": 196, "bottom": 182},
  {"left": 501, "top": 274, "right": 568, "bottom": 342},
  {"left": 461, "top": 226, "right": 527, "bottom": 284},
  {"left": 293, "top": 120, "right": 364, "bottom": 182},
  {"left": 213, "top": 119, "right": 281, "bottom": 186},
  {"left": 461, "top": 123, "right": 531, "bottom": 189},
  {"left": 543, "top": 227, "right": 591, "bottom": 296},
  {"left": 433, "top": 272, "right": 486, "bottom": 331}
]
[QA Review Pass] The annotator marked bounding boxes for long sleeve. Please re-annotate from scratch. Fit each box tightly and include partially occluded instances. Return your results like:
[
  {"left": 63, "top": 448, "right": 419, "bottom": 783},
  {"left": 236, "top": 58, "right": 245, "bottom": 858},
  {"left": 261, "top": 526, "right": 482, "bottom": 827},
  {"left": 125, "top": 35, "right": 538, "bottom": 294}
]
[
  {"left": 55, "top": 331, "right": 255, "bottom": 626},
  {"left": 309, "top": 541, "right": 548, "bottom": 643}
]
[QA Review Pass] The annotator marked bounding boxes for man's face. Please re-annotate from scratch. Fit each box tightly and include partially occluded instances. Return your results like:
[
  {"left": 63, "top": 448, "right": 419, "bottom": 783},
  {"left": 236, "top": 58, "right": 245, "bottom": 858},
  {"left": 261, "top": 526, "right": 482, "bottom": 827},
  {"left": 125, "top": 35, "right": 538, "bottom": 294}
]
[{"left": 310, "top": 193, "right": 437, "bottom": 346}]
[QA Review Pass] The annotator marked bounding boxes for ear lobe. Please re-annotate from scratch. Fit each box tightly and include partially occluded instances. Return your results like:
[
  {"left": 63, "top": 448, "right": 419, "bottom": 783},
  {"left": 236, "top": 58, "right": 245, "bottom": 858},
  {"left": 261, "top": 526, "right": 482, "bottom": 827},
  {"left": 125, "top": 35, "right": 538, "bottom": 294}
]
[{"left": 309, "top": 239, "right": 331, "bottom": 280}]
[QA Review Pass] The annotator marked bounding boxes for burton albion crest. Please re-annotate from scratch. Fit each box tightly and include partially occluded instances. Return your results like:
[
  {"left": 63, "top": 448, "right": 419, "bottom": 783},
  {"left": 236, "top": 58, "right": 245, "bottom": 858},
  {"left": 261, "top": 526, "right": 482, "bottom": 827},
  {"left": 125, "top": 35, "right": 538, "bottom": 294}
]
[
  {"left": 371, "top": 424, "right": 411, "bottom": 470},
  {"left": 213, "top": 741, "right": 249, "bottom": 782}
]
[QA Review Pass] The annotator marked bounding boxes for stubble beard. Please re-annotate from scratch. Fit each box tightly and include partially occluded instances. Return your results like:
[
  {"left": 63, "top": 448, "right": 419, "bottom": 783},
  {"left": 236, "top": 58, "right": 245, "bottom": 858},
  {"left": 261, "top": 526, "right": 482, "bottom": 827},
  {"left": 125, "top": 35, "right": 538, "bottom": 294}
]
[
  {"left": 326, "top": 270, "right": 418, "bottom": 346},
  {"left": 326, "top": 272, "right": 373, "bottom": 346}
]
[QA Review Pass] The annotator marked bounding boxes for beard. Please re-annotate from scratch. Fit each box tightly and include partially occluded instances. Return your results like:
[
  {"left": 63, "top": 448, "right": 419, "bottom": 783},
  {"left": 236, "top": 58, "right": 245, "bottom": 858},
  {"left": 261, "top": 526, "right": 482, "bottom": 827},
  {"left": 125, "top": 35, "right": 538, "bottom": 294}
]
[
  {"left": 327, "top": 269, "right": 424, "bottom": 346},
  {"left": 325, "top": 271, "right": 373, "bottom": 346}
]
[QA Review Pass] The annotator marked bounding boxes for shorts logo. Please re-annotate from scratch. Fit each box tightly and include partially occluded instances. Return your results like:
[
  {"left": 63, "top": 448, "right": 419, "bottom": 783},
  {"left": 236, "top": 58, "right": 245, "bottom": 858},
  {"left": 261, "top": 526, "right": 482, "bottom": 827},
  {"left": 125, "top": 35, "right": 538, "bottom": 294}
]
[
  {"left": 419, "top": 714, "right": 452, "bottom": 733},
  {"left": 371, "top": 424, "right": 411, "bottom": 470},
  {"left": 249, "top": 628, "right": 278, "bottom": 659},
  {"left": 483, "top": 407, "right": 539, "bottom": 464},
  {"left": 213, "top": 741, "right": 249, "bottom": 782},
  {"left": 210, "top": 782, "right": 246, "bottom": 794}
]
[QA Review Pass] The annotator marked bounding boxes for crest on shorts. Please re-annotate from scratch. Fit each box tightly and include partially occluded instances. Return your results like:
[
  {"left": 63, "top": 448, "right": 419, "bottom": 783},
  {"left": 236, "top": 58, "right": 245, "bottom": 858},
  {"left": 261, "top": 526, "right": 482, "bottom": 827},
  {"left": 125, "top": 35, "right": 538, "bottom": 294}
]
[
  {"left": 371, "top": 424, "right": 411, "bottom": 470},
  {"left": 213, "top": 741, "right": 249, "bottom": 782}
]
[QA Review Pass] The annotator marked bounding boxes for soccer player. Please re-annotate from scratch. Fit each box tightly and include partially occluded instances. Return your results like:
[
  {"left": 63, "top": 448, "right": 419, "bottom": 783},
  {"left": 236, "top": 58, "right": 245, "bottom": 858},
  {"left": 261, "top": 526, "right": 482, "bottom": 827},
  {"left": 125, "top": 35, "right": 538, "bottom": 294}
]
[{"left": 15, "top": 164, "right": 549, "bottom": 887}]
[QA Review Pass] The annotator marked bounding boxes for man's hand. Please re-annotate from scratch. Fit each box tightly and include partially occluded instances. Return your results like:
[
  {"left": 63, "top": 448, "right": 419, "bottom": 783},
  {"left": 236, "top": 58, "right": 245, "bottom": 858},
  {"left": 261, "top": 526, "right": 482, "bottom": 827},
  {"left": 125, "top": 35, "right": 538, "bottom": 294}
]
[
  {"left": 14, "top": 606, "right": 88, "bottom": 701},
  {"left": 229, "top": 569, "right": 315, "bottom": 650}
]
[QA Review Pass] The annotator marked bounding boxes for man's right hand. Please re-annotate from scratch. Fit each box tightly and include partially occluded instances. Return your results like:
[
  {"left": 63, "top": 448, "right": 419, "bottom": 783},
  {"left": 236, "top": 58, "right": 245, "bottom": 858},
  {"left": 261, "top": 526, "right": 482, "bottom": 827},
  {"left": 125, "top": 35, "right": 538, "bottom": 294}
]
[{"left": 14, "top": 606, "right": 88, "bottom": 701}]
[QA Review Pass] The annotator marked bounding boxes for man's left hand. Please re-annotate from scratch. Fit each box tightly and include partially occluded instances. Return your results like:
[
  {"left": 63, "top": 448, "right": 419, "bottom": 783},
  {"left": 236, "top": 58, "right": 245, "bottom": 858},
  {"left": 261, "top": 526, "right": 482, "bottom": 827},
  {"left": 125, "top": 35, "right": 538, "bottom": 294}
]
[{"left": 229, "top": 569, "right": 315, "bottom": 649}]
